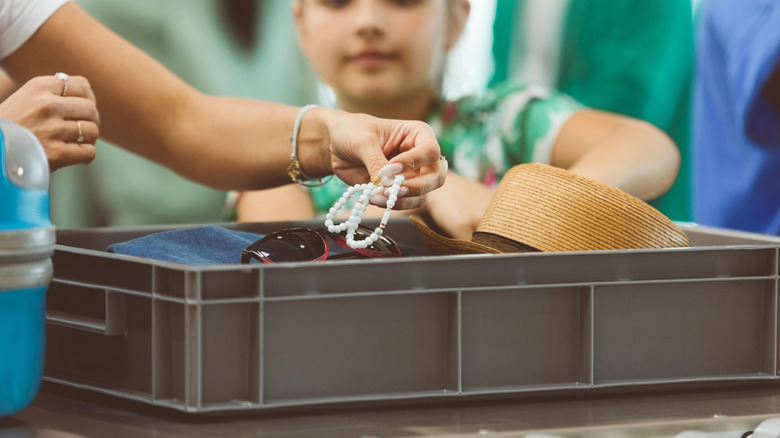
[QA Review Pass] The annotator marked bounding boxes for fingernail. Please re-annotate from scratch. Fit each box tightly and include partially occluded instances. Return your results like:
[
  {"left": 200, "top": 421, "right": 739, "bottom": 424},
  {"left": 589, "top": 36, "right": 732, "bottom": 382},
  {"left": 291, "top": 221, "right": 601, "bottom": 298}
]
[
  {"left": 378, "top": 163, "right": 404, "bottom": 178},
  {"left": 396, "top": 186, "right": 409, "bottom": 197},
  {"left": 370, "top": 195, "right": 388, "bottom": 208}
]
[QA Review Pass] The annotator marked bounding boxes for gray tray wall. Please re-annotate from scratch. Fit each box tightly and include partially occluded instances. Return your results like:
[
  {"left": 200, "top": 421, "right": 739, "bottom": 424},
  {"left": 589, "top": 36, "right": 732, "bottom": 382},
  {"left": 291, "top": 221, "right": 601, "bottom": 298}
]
[{"left": 44, "top": 221, "right": 780, "bottom": 412}]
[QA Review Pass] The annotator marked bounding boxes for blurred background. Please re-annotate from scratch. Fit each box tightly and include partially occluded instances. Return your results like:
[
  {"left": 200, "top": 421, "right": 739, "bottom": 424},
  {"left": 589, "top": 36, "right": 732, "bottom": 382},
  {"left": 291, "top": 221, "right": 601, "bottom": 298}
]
[{"left": 51, "top": 0, "right": 700, "bottom": 229}]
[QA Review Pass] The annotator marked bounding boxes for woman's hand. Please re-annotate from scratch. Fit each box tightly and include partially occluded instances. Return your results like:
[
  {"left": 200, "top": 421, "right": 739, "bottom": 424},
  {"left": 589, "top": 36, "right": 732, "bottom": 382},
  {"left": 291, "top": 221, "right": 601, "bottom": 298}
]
[
  {"left": 321, "top": 110, "right": 447, "bottom": 210},
  {"left": 0, "top": 74, "right": 99, "bottom": 171}
]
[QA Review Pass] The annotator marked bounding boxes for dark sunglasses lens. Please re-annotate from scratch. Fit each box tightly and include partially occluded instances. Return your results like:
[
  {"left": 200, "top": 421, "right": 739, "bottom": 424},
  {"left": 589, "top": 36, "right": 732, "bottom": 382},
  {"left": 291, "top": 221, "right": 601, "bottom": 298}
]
[
  {"left": 336, "top": 227, "right": 401, "bottom": 257},
  {"left": 251, "top": 229, "right": 326, "bottom": 263}
]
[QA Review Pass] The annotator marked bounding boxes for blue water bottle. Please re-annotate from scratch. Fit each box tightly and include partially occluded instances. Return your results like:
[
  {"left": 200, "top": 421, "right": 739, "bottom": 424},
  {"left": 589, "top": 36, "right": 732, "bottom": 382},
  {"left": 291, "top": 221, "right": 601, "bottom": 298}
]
[{"left": 0, "top": 120, "right": 54, "bottom": 417}]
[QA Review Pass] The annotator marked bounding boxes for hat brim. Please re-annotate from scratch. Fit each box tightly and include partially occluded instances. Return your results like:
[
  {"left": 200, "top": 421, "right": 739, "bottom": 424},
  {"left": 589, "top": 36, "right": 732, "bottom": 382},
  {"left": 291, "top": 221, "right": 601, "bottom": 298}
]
[
  {"left": 409, "top": 163, "right": 691, "bottom": 255},
  {"left": 409, "top": 215, "right": 502, "bottom": 255}
]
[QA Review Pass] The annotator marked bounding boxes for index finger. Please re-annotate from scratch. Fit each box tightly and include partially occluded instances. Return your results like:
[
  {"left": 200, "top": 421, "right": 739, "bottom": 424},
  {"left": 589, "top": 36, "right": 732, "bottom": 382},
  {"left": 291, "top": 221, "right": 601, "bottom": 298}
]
[
  {"left": 51, "top": 74, "right": 96, "bottom": 102},
  {"left": 375, "top": 120, "right": 442, "bottom": 174},
  {"left": 394, "top": 156, "right": 447, "bottom": 207}
]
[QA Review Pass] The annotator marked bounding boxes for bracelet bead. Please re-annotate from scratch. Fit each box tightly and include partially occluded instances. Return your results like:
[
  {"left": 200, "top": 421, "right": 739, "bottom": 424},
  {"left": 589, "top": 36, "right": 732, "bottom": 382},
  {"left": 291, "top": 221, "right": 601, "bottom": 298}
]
[{"left": 324, "top": 172, "right": 405, "bottom": 249}]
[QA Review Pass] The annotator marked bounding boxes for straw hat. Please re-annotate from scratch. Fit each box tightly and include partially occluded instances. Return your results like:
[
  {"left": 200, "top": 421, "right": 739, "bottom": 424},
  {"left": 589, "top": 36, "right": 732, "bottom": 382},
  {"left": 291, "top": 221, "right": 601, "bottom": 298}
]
[{"left": 410, "top": 163, "right": 691, "bottom": 254}]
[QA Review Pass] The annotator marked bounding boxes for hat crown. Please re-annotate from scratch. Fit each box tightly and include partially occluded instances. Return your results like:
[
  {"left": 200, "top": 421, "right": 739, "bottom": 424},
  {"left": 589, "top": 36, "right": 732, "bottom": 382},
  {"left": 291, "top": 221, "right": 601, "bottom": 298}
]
[{"left": 475, "top": 163, "right": 690, "bottom": 252}]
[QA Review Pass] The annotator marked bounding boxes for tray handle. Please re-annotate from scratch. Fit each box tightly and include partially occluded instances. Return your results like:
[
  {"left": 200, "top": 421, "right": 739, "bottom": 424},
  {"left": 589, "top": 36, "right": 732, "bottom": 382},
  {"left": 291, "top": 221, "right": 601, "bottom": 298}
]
[{"left": 46, "top": 286, "right": 126, "bottom": 336}]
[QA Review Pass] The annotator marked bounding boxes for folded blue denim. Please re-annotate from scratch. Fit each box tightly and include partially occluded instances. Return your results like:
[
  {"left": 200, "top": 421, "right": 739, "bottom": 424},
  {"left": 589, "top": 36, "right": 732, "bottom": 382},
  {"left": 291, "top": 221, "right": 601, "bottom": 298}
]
[
  {"left": 107, "top": 225, "right": 369, "bottom": 265},
  {"left": 108, "top": 225, "right": 263, "bottom": 265}
]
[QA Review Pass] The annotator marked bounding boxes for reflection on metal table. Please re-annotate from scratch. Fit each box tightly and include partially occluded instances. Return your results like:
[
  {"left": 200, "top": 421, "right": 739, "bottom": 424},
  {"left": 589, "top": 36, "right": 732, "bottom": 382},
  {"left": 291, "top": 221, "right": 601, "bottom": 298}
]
[{"left": 3, "top": 383, "right": 780, "bottom": 437}]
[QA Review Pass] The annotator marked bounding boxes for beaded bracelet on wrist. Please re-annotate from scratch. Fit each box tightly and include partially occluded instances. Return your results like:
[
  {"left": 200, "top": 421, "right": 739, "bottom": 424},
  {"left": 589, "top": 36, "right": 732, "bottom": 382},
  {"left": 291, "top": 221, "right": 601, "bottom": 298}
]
[{"left": 287, "top": 104, "right": 333, "bottom": 187}]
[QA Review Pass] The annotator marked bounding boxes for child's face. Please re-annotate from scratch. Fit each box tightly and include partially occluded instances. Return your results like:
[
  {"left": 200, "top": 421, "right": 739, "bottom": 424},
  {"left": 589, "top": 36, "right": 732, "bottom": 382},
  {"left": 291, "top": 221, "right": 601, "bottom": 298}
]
[{"left": 294, "top": 0, "right": 459, "bottom": 107}]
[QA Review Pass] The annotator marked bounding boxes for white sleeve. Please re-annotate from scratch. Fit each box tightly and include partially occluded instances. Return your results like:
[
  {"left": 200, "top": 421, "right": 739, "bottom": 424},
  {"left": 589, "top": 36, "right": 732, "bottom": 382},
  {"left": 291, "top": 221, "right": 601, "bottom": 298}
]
[{"left": 0, "top": 0, "right": 69, "bottom": 60}]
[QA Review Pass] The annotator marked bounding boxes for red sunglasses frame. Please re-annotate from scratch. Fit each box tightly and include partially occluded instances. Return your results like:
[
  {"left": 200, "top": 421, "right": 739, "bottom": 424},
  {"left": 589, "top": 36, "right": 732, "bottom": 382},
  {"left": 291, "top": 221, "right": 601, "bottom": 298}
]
[{"left": 241, "top": 225, "right": 402, "bottom": 264}]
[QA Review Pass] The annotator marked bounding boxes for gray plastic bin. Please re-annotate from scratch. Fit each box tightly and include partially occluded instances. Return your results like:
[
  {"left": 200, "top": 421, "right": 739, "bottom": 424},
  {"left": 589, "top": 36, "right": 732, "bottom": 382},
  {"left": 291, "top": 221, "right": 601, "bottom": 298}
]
[{"left": 44, "top": 220, "right": 780, "bottom": 413}]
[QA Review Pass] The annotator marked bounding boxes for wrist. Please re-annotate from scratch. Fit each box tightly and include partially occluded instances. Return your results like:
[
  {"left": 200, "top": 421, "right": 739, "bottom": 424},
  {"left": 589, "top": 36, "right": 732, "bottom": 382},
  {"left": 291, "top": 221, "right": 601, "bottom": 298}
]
[{"left": 288, "top": 105, "right": 333, "bottom": 186}]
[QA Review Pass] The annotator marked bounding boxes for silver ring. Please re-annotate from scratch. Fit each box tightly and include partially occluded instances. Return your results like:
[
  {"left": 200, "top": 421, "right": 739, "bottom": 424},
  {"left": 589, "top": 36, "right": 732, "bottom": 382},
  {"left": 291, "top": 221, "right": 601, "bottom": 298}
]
[
  {"left": 55, "top": 72, "right": 69, "bottom": 96},
  {"left": 76, "top": 121, "right": 84, "bottom": 143}
]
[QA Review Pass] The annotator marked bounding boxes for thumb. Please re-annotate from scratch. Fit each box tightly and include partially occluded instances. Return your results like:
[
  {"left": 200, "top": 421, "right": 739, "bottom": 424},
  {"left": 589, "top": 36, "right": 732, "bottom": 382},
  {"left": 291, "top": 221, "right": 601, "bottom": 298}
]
[{"left": 364, "top": 153, "right": 391, "bottom": 179}]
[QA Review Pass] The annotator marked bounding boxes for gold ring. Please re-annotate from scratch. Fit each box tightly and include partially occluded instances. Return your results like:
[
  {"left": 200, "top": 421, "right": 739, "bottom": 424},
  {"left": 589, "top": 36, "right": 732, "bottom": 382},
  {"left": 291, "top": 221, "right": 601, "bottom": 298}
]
[
  {"left": 76, "top": 121, "right": 84, "bottom": 143},
  {"left": 55, "top": 72, "right": 69, "bottom": 97}
]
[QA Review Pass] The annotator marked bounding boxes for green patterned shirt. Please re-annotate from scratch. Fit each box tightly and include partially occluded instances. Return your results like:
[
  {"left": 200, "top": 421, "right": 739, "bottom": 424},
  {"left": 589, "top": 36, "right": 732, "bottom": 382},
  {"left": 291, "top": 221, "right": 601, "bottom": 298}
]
[{"left": 310, "top": 81, "right": 583, "bottom": 215}]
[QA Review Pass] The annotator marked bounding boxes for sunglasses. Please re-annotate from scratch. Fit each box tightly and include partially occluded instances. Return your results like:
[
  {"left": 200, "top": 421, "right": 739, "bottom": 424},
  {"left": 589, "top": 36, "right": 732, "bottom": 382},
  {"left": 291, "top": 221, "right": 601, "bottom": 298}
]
[{"left": 241, "top": 225, "right": 402, "bottom": 264}]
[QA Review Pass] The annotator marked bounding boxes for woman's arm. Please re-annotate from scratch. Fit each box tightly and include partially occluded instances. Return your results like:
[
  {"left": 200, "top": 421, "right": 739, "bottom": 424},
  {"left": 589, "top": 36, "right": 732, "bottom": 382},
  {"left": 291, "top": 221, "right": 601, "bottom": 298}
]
[
  {"left": 0, "top": 69, "right": 17, "bottom": 101},
  {"left": 551, "top": 109, "right": 680, "bottom": 201},
  {"left": 1, "top": 3, "right": 444, "bottom": 207}
]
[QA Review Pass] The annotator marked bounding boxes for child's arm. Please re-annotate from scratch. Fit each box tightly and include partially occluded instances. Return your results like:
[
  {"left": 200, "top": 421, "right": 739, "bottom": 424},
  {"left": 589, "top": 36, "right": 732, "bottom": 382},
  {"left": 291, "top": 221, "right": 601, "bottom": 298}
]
[
  {"left": 412, "top": 172, "right": 494, "bottom": 240},
  {"left": 236, "top": 185, "right": 316, "bottom": 223},
  {"left": 551, "top": 109, "right": 680, "bottom": 201}
]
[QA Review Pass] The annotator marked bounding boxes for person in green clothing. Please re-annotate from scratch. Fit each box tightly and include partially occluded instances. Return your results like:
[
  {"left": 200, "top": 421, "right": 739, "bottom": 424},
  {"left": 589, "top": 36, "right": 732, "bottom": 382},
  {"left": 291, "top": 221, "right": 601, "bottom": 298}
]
[
  {"left": 50, "top": 0, "right": 320, "bottom": 228},
  {"left": 490, "top": 0, "right": 695, "bottom": 221},
  {"left": 233, "top": 0, "right": 682, "bottom": 241}
]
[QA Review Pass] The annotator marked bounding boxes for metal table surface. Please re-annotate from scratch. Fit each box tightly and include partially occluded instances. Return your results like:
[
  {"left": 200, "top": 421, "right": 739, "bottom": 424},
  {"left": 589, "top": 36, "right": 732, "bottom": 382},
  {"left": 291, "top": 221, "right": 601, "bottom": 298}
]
[{"left": 3, "top": 382, "right": 780, "bottom": 437}]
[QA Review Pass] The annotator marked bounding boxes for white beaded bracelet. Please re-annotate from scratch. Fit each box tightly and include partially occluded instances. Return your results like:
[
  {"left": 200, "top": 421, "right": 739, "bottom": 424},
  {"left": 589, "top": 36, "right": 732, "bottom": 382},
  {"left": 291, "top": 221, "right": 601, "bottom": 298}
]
[
  {"left": 325, "top": 174, "right": 405, "bottom": 249},
  {"left": 286, "top": 104, "right": 333, "bottom": 187}
]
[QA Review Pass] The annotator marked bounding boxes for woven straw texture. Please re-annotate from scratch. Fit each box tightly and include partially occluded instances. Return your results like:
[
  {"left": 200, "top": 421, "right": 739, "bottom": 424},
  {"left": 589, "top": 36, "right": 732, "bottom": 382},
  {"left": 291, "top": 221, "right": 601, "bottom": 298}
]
[{"left": 412, "top": 163, "right": 691, "bottom": 255}]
